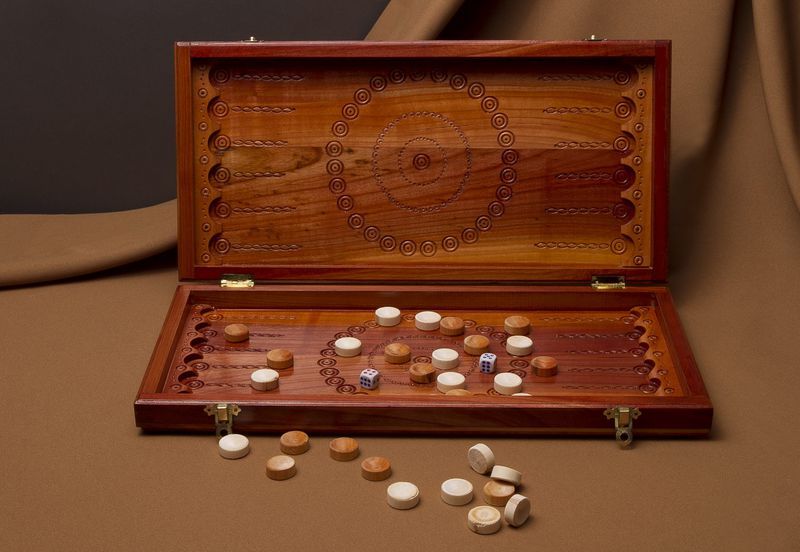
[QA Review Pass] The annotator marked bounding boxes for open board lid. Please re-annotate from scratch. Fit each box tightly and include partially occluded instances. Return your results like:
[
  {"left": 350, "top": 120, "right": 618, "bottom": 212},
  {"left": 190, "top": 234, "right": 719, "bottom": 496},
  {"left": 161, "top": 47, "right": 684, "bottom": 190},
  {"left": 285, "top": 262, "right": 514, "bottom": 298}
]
[{"left": 176, "top": 41, "right": 669, "bottom": 283}]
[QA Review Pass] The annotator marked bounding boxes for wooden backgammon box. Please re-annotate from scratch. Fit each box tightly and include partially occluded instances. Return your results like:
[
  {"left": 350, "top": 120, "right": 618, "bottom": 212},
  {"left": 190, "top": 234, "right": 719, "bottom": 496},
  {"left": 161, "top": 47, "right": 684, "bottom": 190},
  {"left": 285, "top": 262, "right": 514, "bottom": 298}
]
[{"left": 135, "top": 40, "right": 713, "bottom": 445}]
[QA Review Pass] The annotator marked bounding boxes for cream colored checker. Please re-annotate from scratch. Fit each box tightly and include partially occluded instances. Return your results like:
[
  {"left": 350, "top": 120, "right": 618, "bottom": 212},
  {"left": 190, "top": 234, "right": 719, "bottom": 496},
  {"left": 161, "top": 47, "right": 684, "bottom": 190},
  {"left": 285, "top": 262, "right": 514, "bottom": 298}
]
[
  {"left": 250, "top": 368, "right": 279, "bottom": 391},
  {"left": 504, "top": 494, "right": 531, "bottom": 527},
  {"left": 490, "top": 465, "right": 522, "bottom": 487},
  {"left": 512, "top": 393, "right": 532, "bottom": 397},
  {"left": 493, "top": 372, "right": 523, "bottom": 395},
  {"left": 441, "top": 478, "right": 474, "bottom": 506},
  {"left": 375, "top": 306, "right": 402, "bottom": 327},
  {"left": 437, "top": 371, "right": 466, "bottom": 393},
  {"left": 387, "top": 482, "right": 420, "bottom": 510},
  {"left": 468, "top": 443, "right": 495, "bottom": 474},
  {"left": 432, "top": 348, "right": 460, "bottom": 370},
  {"left": 414, "top": 310, "right": 442, "bottom": 331},
  {"left": 467, "top": 506, "right": 502, "bottom": 535},
  {"left": 505, "top": 335, "right": 534, "bottom": 356},
  {"left": 266, "top": 455, "right": 296, "bottom": 481},
  {"left": 218, "top": 433, "right": 250, "bottom": 459},
  {"left": 334, "top": 336, "right": 362, "bottom": 357},
  {"left": 483, "top": 480, "right": 515, "bottom": 507}
]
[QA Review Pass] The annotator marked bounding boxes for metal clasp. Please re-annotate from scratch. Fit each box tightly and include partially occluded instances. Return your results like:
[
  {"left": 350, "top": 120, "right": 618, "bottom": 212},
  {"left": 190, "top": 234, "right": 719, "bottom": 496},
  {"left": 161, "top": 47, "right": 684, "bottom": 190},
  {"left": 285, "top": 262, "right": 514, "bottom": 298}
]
[
  {"left": 205, "top": 403, "right": 241, "bottom": 437},
  {"left": 604, "top": 406, "right": 641, "bottom": 448}
]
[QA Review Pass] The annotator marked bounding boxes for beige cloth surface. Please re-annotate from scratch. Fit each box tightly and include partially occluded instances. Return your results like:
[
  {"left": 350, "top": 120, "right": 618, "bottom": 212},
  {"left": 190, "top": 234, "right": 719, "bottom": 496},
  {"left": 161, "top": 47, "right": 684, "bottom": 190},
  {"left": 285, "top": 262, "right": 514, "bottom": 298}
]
[{"left": 2, "top": 1, "right": 800, "bottom": 550}]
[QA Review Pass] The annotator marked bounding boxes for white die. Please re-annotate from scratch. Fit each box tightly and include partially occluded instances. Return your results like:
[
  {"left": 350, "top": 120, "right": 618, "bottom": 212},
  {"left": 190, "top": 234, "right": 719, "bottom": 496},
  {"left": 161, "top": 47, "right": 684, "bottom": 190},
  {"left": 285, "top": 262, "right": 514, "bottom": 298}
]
[
  {"left": 479, "top": 353, "right": 497, "bottom": 374},
  {"left": 359, "top": 368, "right": 380, "bottom": 389}
]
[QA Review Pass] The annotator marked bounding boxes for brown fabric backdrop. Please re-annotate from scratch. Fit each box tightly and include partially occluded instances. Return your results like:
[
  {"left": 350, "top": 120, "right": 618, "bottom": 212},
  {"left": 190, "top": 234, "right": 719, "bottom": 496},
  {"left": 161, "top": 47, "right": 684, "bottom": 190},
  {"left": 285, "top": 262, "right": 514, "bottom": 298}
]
[{"left": 2, "top": 2, "right": 799, "bottom": 551}]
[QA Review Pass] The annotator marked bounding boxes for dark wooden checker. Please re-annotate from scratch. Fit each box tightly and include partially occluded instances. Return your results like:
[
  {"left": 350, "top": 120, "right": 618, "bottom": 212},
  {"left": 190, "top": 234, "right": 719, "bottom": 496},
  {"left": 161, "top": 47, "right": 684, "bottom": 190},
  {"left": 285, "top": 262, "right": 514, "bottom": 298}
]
[{"left": 136, "top": 41, "right": 712, "bottom": 439}]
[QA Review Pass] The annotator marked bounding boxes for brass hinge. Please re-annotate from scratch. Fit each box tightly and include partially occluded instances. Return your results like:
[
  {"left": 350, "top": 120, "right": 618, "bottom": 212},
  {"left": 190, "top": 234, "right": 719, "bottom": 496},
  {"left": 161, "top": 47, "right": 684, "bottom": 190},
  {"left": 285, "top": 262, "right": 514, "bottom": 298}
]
[
  {"left": 604, "top": 406, "right": 641, "bottom": 448},
  {"left": 591, "top": 276, "right": 626, "bottom": 290},
  {"left": 584, "top": 35, "right": 605, "bottom": 41},
  {"left": 205, "top": 403, "right": 241, "bottom": 437},
  {"left": 220, "top": 274, "right": 254, "bottom": 288}
]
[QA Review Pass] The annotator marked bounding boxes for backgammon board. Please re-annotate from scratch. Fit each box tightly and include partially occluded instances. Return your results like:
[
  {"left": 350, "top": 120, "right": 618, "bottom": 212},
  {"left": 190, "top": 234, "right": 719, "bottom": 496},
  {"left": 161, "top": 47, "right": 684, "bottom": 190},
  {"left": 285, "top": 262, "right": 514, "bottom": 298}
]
[{"left": 136, "top": 41, "right": 712, "bottom": 441}]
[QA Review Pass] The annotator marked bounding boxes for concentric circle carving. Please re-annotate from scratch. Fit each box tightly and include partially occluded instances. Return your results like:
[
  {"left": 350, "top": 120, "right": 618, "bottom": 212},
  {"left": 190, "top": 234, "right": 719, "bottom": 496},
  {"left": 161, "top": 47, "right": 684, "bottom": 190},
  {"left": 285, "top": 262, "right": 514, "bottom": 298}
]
[
  {"left": 211, "top": 100, "right": 229, "bottom": 117},
  {"left": 211, "top": 68, "right": 230, "bottom": 84},
  {"left": 327, "top": 159, "right": 344, "bottom": 175},
  {"left": 336, "top": 195, "right": 354, "bottom": 211},
  {"left": 212, "top": 166, "right": 231, "bottom": 183},
  {"left": 348, "top": 213, "right": 364, "bottom": 229},
  {"left": 354, "top": 88, "right": 371, "bottom": 104},
  {"left": 213, "top": 134, "right": 231, "bottom": 151},
  {"left": 214, "top": 201, "right": 231, "bottom": 218},
  {"left": 364, "top": 226, "right": 380, "bottom": 241},
  {"left": 449, "top": 74, "right": 467, "bottom": 90},
  {"left": 461, "top": 227, "right": 479, "bottom": 243},
  {"left": 379, "top": 235, "right": 397, "bottom": 252},
  {"left": 431, "top": 69, "right": 448, "bottom": 83},
  {"left": 370, "top": 75, "right": 387, "bottom": 91},
  {"left": 468, "top": 82, "right": 485, "bottom": 98},
  {"left": 476, "top": 215, "right": 492, "bottom": 231},
  {"left": 496, "top": 185, "right": 513, "bottom": 201},
  {"left": 329, "top": 178, "right": 346, "bottom": 194},
  {"left": 399, "top": 240, "right": 417, "bottom": 255},
  {"left": 500, "top": 167, "right": 517, "bottom": 184},
  {"left": 497, "top": 130, "right": 515, "bottom": 147},
  {"left": 442, "top": 236, "right": 459, "bottom": 252},
  {"left": 501, "top": 149, "right": 519, "bottom": 165},
  {"left": 420, "top": 240, "right": 437, "bottom": 256},
  {"left": 491, "top": 113, "right": 509, "bottom": 129},
  {"left": 389, "top": 69, "right": 406, "bottom": 84},
  {"left": 481, "top": 96, "right": 499, "bottom": 112},
  {"left": 610, "top": 238, "right": 627, "bottom": 254},
  {"left": 342, "top": 103, "right": 359, "bottom": 120},
  {"left": 488, "top": 202, "right": 505, "bottom": 217},
  {"left": 332, "top": 121, "right": 349, "bottom": 137},
  {"left": 213, "top": 237, "right": 230, "bottom": 254}
]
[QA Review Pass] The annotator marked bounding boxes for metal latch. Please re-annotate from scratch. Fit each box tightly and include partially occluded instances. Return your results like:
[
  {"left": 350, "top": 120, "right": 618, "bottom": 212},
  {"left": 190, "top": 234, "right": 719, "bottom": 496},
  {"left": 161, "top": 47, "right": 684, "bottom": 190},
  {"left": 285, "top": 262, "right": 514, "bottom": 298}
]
[
  {"left": 220, "top": 274, "right": 254, "bottom": 288},
  {"left": 591, "top": 275, "right": 626, "bottom": 290},
  {"left": 604, "top": 406, "right": 641, "bottom": 448},
  {"left": 205, "top": 403, "right": 241, "bottom": 437},
  {"left": 585, "top": 35, "right": 605, "bottom": 41}
]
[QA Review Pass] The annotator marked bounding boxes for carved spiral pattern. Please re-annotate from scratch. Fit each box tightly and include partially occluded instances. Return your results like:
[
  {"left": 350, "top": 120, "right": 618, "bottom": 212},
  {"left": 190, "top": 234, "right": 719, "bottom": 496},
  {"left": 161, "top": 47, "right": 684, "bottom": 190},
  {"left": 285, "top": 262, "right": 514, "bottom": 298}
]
[
  {"left": 500, "top": 149, "right": 519, "bottom": 166},
  {"left": 379, "top": 235, "right": 397, "bottom": 251},
  {"left": 211, "top": 100, "right": 229, "bottom": 117},
  {"left": 413, "top": 355, "right": 432, "bottom": 364},
  {"left": 490, "top": 331, "right": 507, "bottom": 341},
  {"left": 497, "top": 131, "right": 515, "bottom": 147},
  {"left": 327, "top": 159, "right": 344, "bottom": 175},
  {"left": 348, "top": 325, "right": 367, "bottom": 334},
  {"left": 354, "top": 88, "right": 371, "bottom": 105},
  {"left": 463, "top": 319, "right": 477, "bottom": 327},
  {"left": 449, "top": 74, "right": 467, "bottom": 90},
  {"left": 510, "top": 359, "right": 529, "bottom": 369},
  {"left": 214, "top": 202, "right": 231, "bottom": 218},
  {"left": 342, "top": 103, "right": 359, "bottom": 120},
  {"left": 614, "top": 100, "right": 633, "bottom": 118},
  {"left": 326, "top": 141, "right": 343, "bottom": 157},
  {"left": 488, "top": 201, "right": 505, "bottom": 217},
  {"left": 336, "top": 195, "right": 354, "bottom": 211},
  {"left": 364, "top": 226, "right": 380, "bottom": 241},
  {"left": 213, "top": 134, "right": 231, "bottom": 150},
  {"left": 389, "top": 69, "right": 405, "bottom": 84},
  {"left": 325, "top": 376, "right": 345, "bottom": 386},
  {"left": 348, "top": 213, "right": 364, "bottom": 229},
  {"left": 510, "top": 369, "right": 527, "bottom": 378},
  {"left": 476, "top": 215, "right": 492, "bottom": 231},
  {"left": 461, "top": 227, "right": 479, "bottom": 243},
  {"left": 337, "top": 384, "right": 357, "bottom": 394},
  {"left": 491, "top": 113, "right": 509, "bottom": 129},
  {"left": 420, "top": 240, "right": 437, "bottom": 256},
  {"left": 481, "top": 96, "right": 499, "bottom": 112},
  {"left": 319, "top": 366, "right": 339, "bottom": 376},
  {"left": 369, "top": 75, "right": 387, "bottom": 91},
  {"left": 334, "top": 331, "right": 352, "bottom": 339},
  {"left": 496, "top": 185, "right": 513, "bottom": 201},
  {"left": 399, "top": 240, "right": 417, "bottom": 255},
  {"left": 613, "top": 136, "right": 632, "bottom": 153},
  {"left": 468, "top": 82, "right": 485, "bottom": 98},
  {"left": 192, "top": 362, "right": 210, "bottom": 371},
  {"left": 431, "top": 70, "right": 448, "bottom": 82},
  {"left": 320, "top": 348, "right": 336, "bottom": 357},
  {"left": 332, "top": 121, "right": 349, "bottom": 137},
  {"left": 329, "top": 178, "right": 346, "bottom": 194},
  {"left": 211, "top": 68, "right": 230, "bottom": 84},
  {"left": 187, "top": 379, "right": 205, "bottom": 390},
  {"left": 364, "top": 320, "right": 379, "bottom": 328},
  {"left": 476, "top": 325, "right": 493, "bottom": 334},
  {"left": 442, "top": 236, "right": 459, "bottom": 252},
  {"left": 212, "top": 166, "right": 231, "bottom": 183},
  {"left": 500, "top": 167, "right": 517, "bottom": 184},
  {"left": 213, "top": 238, "right": 230, "bottom": 254}
]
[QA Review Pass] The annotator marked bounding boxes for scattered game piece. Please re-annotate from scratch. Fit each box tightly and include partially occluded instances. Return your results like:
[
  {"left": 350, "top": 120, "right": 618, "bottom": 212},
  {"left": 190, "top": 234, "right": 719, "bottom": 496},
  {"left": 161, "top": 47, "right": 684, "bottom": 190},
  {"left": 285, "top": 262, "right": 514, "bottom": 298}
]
[
  {"left": 217, "top": 433, "right": 250, "bottom": 459},
  {"left": 266, "top": 455, "right": 297, "bottom": 480},
  {"left": 384, "top": 343, "right": 411, "bottom": 364},
  {"left": 437, "top": 371, "right": 467, "bottom": 393},
  {"left": 446, "top": 389, "right": 473, "bottom": 396},
  {"left": 359, "top": 368, "right": 381, "bottom": 390},
  {"left": 387, "top": 482, "right": 420, "bottom": 510},
  {"left": 361, "top": 456, "right": 392, "bottom": 481},
  {"left": 468, "top": 443, "right": 495, "bottom": 474},
  {"left": 414, "top": 310, "right": 442, "bottom": 331},
  {"left": 483, "top": 480, "right": 515, "bottom": 507},
  {"left": 490, "top": 465, "right": 522, "bottom": 487},
  {"left": 505, "top": 335, "right": 534, "bottom": 356},
  {"left": 266, "top": 348, "right": 294, "bottom": 370},
  {"left": 532, "top": 355, "right": 558, "bottom": 377},
  {"left": 223, "top": 323, "right": 249, "bottom": 343},
  {"left": 504, "top": 494, "right": 531, "bottom": 527},
  {"left": 439, "top": 316, "right": 465, "bottom": 336},
  {"left": 467, "top": 506, "right": 502, "bottom": 535},
  {"left": 279, "top": 430, "right": 310, "bottom": 455},
  {"left": 375, "top": 306, "right": 402, "bottom": 327},
  {"left": 250, "top": 368, "right": 280, "bottom": 391},
  {"left": 512, "top": 393, "right": 532, "bottom": 397},
  {"left": 479, "top": 352, "right": 497, "bottom": 374},
  {"left": 408, "top": 362, "right": 436, "bottom": 384},
  {"left": 463, "top": 334, "right": 490, "bottom": 356},
  {"left": 329, "top": 437, "right": 360, "bottom": 461},
  {"left": 441, "top": 478, "right": 474, "bottom": 506},
  {"left": 504, "top": 315, "right": 531, "bottom": 336},
  {"left": 493, "top": 372, "right": 523, "bottom": 395},
  {"left": 334, "top": 336, "right": 362, "bottom": 357},
  {"left": 431, "top": 348, "right": 460, "bottom": 370}
]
